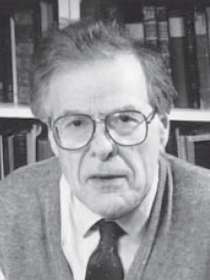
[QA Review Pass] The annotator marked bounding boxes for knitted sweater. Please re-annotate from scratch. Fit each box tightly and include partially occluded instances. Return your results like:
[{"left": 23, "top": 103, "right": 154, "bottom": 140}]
[{"left": 0, "top": 154, "right": 210, "bottom": 280}]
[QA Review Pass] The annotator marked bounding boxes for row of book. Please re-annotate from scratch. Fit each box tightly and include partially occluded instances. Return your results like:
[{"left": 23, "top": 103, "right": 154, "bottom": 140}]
[
  {"left": 124, "top": 3, "right": 210, "bottom": 109},
  {"left": 0, "top": 121, "right": 53, "bottom": 180},
  {"left": 0, "top": 0, "right": 56, "bottom": 105},
  {"left": 172, "top": 126, "right": 210, "bottom": 169},
  {"left": 2, "top": 1, "right": 210, "bottom": 110}
]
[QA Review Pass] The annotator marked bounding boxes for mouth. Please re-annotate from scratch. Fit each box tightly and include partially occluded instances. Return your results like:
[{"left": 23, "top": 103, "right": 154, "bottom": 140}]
[
  {"left": 87, "top": 174, "right": 127, "bottom": 193},
  {"left": 88, "top": 174, "right": 127, "bottom": 182},
  {"left": 86, "top": 172, "right": 129, "bottom": 194}
]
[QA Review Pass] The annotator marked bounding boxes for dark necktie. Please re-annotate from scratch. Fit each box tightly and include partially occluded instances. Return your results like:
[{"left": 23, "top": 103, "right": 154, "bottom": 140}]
[{"left": 85, "top": 219, "right": 125, "bottom": 280}]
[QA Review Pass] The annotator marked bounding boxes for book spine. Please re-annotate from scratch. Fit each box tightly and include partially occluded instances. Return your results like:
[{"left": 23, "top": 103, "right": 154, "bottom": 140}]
[
  {"left": 15, "top": 9, "right": 34, "bottom": 105},
  {"left": 205, "top": 6, "right": 210, "bottom": 56},
  {"left": 168, "top": 15, "right": 189, "bottom": 108},
  {"left": 7, "top": 134, "right": 14, "bottom": 173},
  {"left": 125, "top": 22, "right": 144, "bottom": 42},
  {"left": 143, "top": 5, "right": 158, "bottom": 47},
  {"left": 26, "top": 123, "right": 42, "bottom": 164},
  {"left": 194, "top": 8, "right": 210, "bottom": 108},
  {"left": 156, "top": 5, "right": 171, "bottom": 74},
  {"left": 40, "top": 1, "right": 49, "bottom": 35},
  {"left": 40, "top": 1, "right": 55, "bottom": 36},
  {"left": 175, "top": 128, "right": 187, "bottom": 160},
  {"left": 0, "top": 16, "right": 13, "bottom": 103},
  {"left": 0, "top": 24, "right": 5, "bottom": 102},
  {"left": 184, "top": 136, "right": 195, "bottom": 163},
  {"left": 183, "top": 8, "right": 200, "bottom": 108},
  {"left": 0, "top": 135, "right": 4, "bottom": 179},
  {"left": 10, "top": 16, "right": 17, "bottom": 104},
  {"left": 2, "top": 134, "right": 10, "bottom": 176},
  {"left": 13, "top": 131, "right": 28, "bottom": 169},
  {"left": 37, "top": 137, "right": 53, "bottom": 161}
]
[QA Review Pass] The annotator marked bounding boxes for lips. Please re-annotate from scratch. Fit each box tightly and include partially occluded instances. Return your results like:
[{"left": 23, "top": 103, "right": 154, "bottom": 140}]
[
  {"left": 90, "top": 174, "right": 126, "bottom": 180},
  {"left": 87, "top": 173, "right": 128, "bottom": 184}
]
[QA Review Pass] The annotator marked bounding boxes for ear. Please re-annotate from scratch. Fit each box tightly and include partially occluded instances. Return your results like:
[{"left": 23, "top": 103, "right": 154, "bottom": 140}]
[
  {"left": 158, "top": 114, "right": 170, "bottom": 151},
  {"left": 48, "top": 129, "right": 59, "bottom": 156}
]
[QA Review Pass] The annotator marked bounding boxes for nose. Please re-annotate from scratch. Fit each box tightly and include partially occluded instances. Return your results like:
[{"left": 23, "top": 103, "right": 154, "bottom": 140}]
[{"left": 89, "top": 124, "right": 117, "bottom": 161}]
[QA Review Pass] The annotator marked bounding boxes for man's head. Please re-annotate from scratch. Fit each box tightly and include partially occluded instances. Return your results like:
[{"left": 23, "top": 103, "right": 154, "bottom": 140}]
[{"left": 31, "top": 20, "right": 176, "bottom": 219}]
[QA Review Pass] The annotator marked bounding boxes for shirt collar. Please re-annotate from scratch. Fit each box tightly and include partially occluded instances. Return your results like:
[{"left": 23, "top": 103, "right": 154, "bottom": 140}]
[
  {"left": 60, "top": 176, "right": 102, "bottom": 237},
  {"left": 60, "top": 164, "right": 159, "bottom": 239}
]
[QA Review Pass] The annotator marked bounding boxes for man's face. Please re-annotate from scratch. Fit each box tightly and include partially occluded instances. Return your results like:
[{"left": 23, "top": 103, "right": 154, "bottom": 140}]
[{"left": 48, "top": 53, "right": 168, "bottom": 219}]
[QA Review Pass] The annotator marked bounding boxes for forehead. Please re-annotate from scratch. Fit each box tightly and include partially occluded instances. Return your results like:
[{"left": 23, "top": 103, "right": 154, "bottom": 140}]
[{"left": 48, "top": 53, "right": 151, "bottom": 118}]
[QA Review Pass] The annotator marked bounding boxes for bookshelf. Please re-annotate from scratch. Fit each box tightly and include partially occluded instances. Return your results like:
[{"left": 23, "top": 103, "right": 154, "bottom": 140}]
[
  {"left": 0, "top": 103, "right": 33, "bottom": 119},
  {"left": 0, "top": 0, "right": 57, "bottom": 179}
]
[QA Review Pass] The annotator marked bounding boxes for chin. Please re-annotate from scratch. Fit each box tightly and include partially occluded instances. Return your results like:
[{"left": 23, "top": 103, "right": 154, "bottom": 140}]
[{"left": 91, "top": 198, "right": 131, "bottom": 219}]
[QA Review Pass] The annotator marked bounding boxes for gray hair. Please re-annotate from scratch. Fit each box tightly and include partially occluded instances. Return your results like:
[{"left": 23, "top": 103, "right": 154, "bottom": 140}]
[{"left": 30, "top": 20, "right": 177, "bottom": 121}]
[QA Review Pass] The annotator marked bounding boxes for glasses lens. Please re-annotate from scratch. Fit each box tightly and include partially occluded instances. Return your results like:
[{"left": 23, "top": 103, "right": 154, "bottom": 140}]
[
  {"left": 107, "top": 111, "right": 147, "bottom": 145},
  {"left": 53, "top": 114, "right": 94, "bottom": 149}
]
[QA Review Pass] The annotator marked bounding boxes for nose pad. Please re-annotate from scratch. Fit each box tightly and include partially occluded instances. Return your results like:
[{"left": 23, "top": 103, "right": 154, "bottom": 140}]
[{"left": 90, "top": 125, "right": 117, "bottom": 160}]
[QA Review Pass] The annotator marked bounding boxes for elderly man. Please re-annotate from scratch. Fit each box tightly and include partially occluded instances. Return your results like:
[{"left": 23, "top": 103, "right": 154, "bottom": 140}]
[{"left": 0, "top": 20, "right": 210, "bottom": 280}]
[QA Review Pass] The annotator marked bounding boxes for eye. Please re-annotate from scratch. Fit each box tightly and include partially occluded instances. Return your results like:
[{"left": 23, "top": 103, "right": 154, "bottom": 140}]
[
  {"left": 119, "top": 114, "right": 135, "bottom": 123},
  {"left": 72, "top": 119, "right": 82, "bottom": 127}
]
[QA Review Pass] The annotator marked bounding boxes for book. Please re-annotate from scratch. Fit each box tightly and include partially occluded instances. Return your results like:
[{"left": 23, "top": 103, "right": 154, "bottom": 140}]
[
  {"left": 0, "top": 15, "right": 13, "bottom": 103},
  {"left": 194, "top": 8, "right": 210, "bottom": 108},
  {"left": 15, "top": 9, "right": 34, "bottom": 104},
  {"left": 0, "top": 135, "right": 4, "bottom": 179},
  {"left": 175, "top": 127, "right": 187, "bottom": 160},
  {"left": 125, "top": 22, "right": 144, "bottom": 42},
  {"left": 26, "top": 123, "right": 42, "bottom": 163},
  {"left": 4, "top": 133, "right": 15, "bottom": 174},
  {"left": 13, "top": 130, "right": 28, "bottom": 170},
  {"left": 37, "top": 137, "right": 53, "bottom": 161},
  {"left": 40, "top": 1, "right": 55, "bottom": 36},
  {"left": 185, "top": 133, "right": 210, "bottom": 164},
  {"left": 10, "top": 16, "right": 17, "bottom": 104},
  {"left": 156, "top": 5, "right": 171, "bottom": 74},
  {"left": 168, "top": 13, "right": 189, "bottom": 108},
  {"left": 205, "top": 6, "right": 210, "bottom": 55},
  {"left": 142, "top": 5, "right": 158, "bottom": 47},
  {"left": 183, "top": 8, "right": 200, "bottom": 108}
]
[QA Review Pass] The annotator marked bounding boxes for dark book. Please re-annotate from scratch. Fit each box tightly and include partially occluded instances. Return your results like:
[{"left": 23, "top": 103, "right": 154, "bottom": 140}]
[
  {"left": 13, "top": 130, "right": 28, "bottom": 170},
  {"left": 143, "top": 5, "right": 158, "bottom": 47},
  {"left": 205, "top": 6, "right": 210, "bottom": 55},
  {"left": 125, "top": 22, "right": 144, "bottom": 42},
  {"left": 194, "top": 8, "right": 210, "bottom": 108},
  {"left": 15, "top": 9, "right": 35, "bottom": 104},
  {"left": 156, "top": 5, "right": 171, "bottom": 74},
  {"left": 0, "top": 124, "right": 17, "bottom": 176},
  {"left": 183, "top": 8, "right": 200, "bottom": 108},
  {"left": 0, "top": 15, "right": 13, "bottom": 103},
  {"left": 37, "top": 137, "right": 53, "bottom": 161},
  {"left": 168, "top": 13, "right": 189, "bottom": 107},
  {"left": 2, "top": 132, "right": 15, "bottom": 176},
  {"left": 0, "top": 135, "right": 3, "bottom": 179}
]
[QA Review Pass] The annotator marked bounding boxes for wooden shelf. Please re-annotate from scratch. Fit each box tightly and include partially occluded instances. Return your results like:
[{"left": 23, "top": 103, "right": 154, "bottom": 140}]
[
  {"left": 1, "top": 104, "right": 210, "bottom": 122},
  {"left": 170, "top": 108, "right": 210, "bottom": 122},
  {"left": 0, "top": 103, "right": 34, "bottom": 119}
]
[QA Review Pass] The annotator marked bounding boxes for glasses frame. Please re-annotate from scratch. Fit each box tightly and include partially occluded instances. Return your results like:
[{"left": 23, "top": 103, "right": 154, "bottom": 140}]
[{"left": 51, "top": 109, "right": 156, "bottom": 151}]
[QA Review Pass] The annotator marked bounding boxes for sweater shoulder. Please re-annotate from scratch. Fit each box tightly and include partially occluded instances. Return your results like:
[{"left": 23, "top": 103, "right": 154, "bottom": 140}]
[
  {"left": 0, "top": 157, "right": 61, "bottom": 213},
  {"left": 165, "top": 153, "right": 210, "bottom": 209},
  {"left": 167, "top": 154, "right": 210, "bottom": 189}
]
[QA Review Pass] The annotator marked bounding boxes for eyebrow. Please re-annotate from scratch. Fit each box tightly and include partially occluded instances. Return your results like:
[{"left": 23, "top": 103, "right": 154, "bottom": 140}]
[
  {"left": 53, "top": 104, "right": 151, "bottom": 120},
  {"left": 60, "top": 105, "right": 139, "bottom": 115}
]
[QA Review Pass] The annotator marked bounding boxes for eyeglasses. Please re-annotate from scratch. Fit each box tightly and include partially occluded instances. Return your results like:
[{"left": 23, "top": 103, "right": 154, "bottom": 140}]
[{"left": 51, "top": 110, "right": 156, "bottom": 151}]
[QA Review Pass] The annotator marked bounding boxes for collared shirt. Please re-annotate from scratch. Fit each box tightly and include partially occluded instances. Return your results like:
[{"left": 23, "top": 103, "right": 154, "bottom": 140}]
[{"left": 60, "top": 165, "right": 159, "bottom": 280}]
